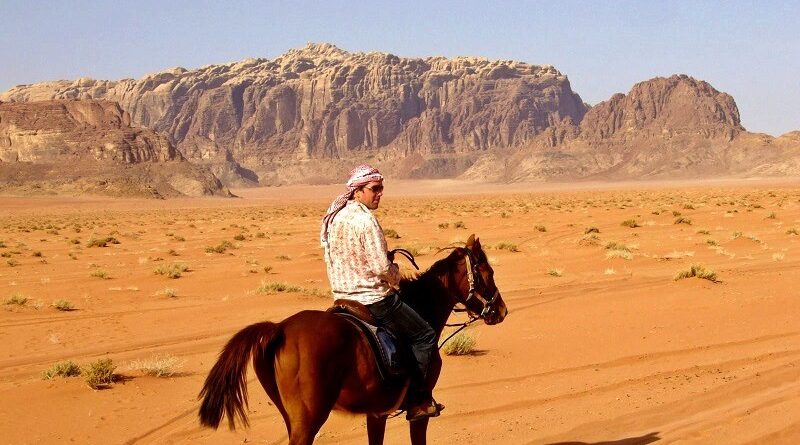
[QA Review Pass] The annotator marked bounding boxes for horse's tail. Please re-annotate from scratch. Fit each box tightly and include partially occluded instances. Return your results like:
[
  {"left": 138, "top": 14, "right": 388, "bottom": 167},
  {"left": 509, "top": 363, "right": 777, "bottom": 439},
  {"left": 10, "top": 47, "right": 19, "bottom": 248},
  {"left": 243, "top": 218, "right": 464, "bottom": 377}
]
[{"left": 198, "top": 321, "right": 282, "bottom": 430}]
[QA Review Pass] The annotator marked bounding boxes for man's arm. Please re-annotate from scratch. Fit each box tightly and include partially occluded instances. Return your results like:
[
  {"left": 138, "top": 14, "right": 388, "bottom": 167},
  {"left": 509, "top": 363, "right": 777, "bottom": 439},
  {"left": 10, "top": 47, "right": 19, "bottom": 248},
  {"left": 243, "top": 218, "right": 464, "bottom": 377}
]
[{"left": 362, "top": 217, "right": 401, "bottom": 287}]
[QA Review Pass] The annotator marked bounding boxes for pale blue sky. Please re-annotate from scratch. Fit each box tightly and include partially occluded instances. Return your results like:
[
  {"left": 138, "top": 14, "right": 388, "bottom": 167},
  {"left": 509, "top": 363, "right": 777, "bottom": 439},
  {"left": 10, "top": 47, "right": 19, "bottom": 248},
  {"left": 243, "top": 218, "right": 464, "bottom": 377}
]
[{"left": 2, "top": 0, "right": 798, "bottom": 135}]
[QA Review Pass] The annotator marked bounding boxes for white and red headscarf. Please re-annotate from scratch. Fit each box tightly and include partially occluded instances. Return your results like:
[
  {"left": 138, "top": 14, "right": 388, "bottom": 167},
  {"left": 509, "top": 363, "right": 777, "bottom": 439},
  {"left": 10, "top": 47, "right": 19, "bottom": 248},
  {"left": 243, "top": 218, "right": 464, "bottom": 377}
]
[{"left": 320, "top": 165, "right": 384, "bottom": 247}]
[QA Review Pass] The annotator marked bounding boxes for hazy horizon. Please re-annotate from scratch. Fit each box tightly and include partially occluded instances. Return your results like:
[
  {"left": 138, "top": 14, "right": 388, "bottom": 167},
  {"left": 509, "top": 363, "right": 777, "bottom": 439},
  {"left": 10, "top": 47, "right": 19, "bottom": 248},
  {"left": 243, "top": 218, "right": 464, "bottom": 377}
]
[{"left": 2, "top": 0, "right": 798, "bottom": 136}]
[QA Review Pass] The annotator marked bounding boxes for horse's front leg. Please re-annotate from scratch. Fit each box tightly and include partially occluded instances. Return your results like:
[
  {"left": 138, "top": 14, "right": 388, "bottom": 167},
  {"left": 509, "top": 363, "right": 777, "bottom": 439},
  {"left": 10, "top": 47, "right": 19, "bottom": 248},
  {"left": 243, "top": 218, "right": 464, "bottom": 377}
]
[
  {"left": 366, "top": 414, "right": 387, "bottom": 445},
  {"left": 409, "top": 417, "right": 429, "bottom": 445}
]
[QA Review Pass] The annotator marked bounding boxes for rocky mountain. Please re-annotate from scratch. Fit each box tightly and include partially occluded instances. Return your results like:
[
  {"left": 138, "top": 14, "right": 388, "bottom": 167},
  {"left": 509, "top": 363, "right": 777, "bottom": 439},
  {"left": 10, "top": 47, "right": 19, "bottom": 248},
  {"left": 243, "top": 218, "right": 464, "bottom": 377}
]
[
  {"left": 0, "top": 100, "right": 231, "bottom": 197},
  {"left": 463, "top": 75, "right": 800, "bottom": 181},
  {"left": 0, "top": 43, "right": 587, "bottom": 184},
  {"left": 2, "top": 44, "right": 798, "bottom": 185}
]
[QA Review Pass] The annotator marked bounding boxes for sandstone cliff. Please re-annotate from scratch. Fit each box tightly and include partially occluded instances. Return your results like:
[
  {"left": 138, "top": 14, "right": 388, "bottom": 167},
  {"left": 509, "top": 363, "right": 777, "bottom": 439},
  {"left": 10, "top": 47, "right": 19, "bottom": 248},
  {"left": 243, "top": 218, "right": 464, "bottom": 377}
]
[
  {"left": 2, "top": 46, "right": 799, "bottom": 184},
  {"left": 0, "top": 100, "right": 231, "bottom": 197},
  {"left": 0, "top": 43, "right": 587, "bottom": 184},
  {"left": 463, "top": 75, "right": 800, "bottom": 181}
]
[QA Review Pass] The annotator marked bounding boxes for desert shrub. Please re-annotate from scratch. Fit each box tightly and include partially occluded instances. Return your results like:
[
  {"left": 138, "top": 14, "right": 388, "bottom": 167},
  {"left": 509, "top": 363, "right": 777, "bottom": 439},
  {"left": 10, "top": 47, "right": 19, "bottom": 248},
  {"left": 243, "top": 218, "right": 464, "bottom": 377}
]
[
  {"left": 233, "top": 233, "right": 246, "bottom": 241},
  {"left": 42, "top": 361, "right": 81, "bottom": 380},
  {"left": 275, "top": 254, "right": 291, "bottom": 261},
  {"left": 605, "top": 241, "right": 631, "bottom": 252},
  {"left": 453, "top": 221, "right": 466, "bottom": 229},
  {"left": 205, "top": 240, "right": 235, "bottom": 253},
  {"left": 706, "top": 239, "right": 718, "bottom": 246},
  {"left": 128, "top": 354, "right": 183, "bottom": 377},
  {"left": 173, "top": 235, "right": 186, "bottom": 242},
  {"left": 89, "top": 269, "right": 109, "bottom": 279},
  {"left": 606, "top": 250, "right": 633, "bottom": 260},
  {"left": 154, "top": 263, "right": 189, "bottom": 279},
  {"left": 547, "top": 268, "right": 563, "bottom": 277},
  {"left": 4, "top": 293, "right": 28, "bottom": 306},
  {"left": 69, "top": 238, "right": 81, "bottom": 244},
  {"left": 579, "top": 233, "right": 600, "bottom": 246},
  {"left": 674, "top": 217, "right": 692, "bottom": 225},
  {"left": 494, "top": 242, "right": 519, "bottom": 252},
  {"left": 533, "top": 224, "right": 547, "bottom": 232},
  {"left": 7, "top": 259, "right": 18, "bottom": 267},
  {"left": 32, "top": 251, "right": 43, "bottom": 257},
  {"left": 766, "top": 212, "right": 777, "bottom": 219},
  {"left": 83, "top": 358, "right": 116, "bottom": 389},
  {"left": 621, "top": 219, "right": 640, "bottom": 228},
  {"left": 157, "top": 287, "right": 177, "bottom": 298},
  {"left": 584, "top": 226, "right": 600, "bottom": 234},
  {"left": 442, "top": 332, "right": 476, "bottom": 356},
  {"left": 786, "top": 228, "right": 799, "bottom": 235},
  {"left": 86, "top": 236, "right": 119, "bottom": 248},
  {"left": 438, "top": 223, "right": 449, "bottom": 229},
  {"left": 257, "top": 281, "right": 302, "bottom": 294},
  {"left": 0, "top": 240, "right": 5, "bottom": 248},
  {"left": 674, "top": 264, "right": 718, "bottom": 282},
  {"left": 383, "top": 228, "right": 400, "bottom": 239},
  {"left": 263, "top": 265, "right": 273, "bottom": 273},
  {"left": 52, "top": 300, "right": 75, "bottom": 311},
  {"left": 696, "top": 229, "right": 711, "bottom": 235}
]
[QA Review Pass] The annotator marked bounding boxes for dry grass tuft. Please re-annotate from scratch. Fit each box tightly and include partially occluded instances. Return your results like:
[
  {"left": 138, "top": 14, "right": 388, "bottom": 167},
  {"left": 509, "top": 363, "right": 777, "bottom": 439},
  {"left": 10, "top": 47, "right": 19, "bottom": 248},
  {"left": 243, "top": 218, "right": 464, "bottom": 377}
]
[
  {"left": 51, "top": 300, "right": 75, "bottom": 311},
  {"left": 442, "top": 332, "right": 476, "bottom": 356},
  {"left": 674, "top": 264, "right": 719, "bottom": 282},
  {"left": 128, "top": 354, "right": 184, "bottom": 377},
  {"left": 4, "top": 292, "right": 28, "bottom": 306},
  {"left": 83, "top": 358, "right": 116, "bottom": 389},
  {"left": 154, "top": 263, "right": 189, "bottom": 279},
  {"left": 42, "top": 361, "right": 81, "bottom": 380}
]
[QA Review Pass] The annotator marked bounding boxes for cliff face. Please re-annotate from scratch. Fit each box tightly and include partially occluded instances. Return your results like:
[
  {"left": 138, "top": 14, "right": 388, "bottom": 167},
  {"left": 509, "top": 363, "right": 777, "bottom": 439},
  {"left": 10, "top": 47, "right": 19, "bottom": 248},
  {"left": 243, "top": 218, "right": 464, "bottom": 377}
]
[
  {"left": 1, "top": 43, "right": 588, "bottom": 183},
  {"left": 2, "top": 46, "right": 799, "bottom": 185},
  {"left": 0, "top": 100, "right": 231, "bottom": 197},
  {"left": 463, "top": 75, "right": 800, "bottom": 181}
]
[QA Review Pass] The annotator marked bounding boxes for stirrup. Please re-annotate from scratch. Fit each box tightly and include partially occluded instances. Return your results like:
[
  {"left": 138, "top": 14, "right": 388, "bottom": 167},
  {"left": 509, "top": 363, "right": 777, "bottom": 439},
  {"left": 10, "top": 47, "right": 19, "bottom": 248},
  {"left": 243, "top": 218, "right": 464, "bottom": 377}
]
[{"left": 406, "top": 399, "right": 445, "bottom": 421}]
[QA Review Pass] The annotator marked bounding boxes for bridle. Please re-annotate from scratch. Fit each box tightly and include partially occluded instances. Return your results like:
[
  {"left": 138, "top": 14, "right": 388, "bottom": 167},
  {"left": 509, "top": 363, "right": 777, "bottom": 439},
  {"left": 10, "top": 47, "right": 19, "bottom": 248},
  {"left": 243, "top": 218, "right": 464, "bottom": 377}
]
[{"left": 439, "top": 247, "right": 501, "bottom": 349}]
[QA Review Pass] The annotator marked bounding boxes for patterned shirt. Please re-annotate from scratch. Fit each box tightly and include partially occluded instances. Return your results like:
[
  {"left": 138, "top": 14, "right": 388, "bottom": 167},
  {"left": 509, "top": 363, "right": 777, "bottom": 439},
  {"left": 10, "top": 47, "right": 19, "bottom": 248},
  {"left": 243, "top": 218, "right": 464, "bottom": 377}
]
[{"left": 323, "top": 200, "right": 400, "bottom": 305}]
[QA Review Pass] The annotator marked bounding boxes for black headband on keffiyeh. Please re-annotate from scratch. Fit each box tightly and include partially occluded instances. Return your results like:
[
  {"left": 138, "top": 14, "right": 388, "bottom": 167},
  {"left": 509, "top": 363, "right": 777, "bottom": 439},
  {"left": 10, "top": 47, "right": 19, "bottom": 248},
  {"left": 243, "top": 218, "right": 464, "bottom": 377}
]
[{"left": 320, "top": 165, "right": 384, "bottom": 246}]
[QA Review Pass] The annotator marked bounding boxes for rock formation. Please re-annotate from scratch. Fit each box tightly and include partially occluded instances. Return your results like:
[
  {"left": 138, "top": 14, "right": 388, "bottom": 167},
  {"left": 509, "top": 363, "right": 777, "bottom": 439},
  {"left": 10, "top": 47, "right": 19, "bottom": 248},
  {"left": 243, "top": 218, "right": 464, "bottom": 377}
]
[
  {"left": 0, "top": 43, "right": 587, "bottom": 184},
  {"left": 463, "top": 75, "right": 800, "bottom": 181},
  {"left": 0, "top": 100, "right": 231, "bottom": 197},
  {"left": 2, "top": 45, "right": 799, "bottom": 185}
]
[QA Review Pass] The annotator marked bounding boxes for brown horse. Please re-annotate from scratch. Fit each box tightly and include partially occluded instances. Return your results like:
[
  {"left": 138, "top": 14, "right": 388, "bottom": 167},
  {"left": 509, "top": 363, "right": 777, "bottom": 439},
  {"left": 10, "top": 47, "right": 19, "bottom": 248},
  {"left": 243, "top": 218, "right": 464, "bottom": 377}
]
[{"left": 198, "top": 234, "right": 508, "bottom": 444}]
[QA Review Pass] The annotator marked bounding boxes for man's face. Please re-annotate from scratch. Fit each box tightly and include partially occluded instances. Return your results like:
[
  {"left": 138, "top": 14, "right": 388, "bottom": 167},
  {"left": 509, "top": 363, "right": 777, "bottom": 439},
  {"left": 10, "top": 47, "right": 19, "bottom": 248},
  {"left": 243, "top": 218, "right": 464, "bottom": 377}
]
[{"left": 354, "top": 180, "right": 384, "bottom": 210}]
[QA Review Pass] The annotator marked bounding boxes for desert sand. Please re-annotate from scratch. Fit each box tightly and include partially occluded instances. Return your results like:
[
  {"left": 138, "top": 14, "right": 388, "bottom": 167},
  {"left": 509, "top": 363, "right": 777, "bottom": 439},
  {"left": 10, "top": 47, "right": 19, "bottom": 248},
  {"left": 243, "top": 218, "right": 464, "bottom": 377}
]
[{"left": 1, "top": 178, "right": 799, "bottom": 444}]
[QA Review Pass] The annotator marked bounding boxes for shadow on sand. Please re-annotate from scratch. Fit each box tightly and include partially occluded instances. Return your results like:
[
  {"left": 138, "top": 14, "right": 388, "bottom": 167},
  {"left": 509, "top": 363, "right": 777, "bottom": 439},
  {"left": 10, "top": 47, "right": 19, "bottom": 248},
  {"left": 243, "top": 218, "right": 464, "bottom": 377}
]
[{"left": 545, "top": 431, "right": 660, "bottom": 445}]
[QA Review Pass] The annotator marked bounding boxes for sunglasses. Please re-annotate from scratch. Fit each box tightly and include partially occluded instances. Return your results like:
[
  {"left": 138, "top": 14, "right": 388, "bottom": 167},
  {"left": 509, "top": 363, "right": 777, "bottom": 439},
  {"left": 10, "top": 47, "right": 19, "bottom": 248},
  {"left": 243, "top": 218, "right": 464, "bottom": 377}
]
[{"left": 363, "top": 185, "right": 384, "bottom": 193}]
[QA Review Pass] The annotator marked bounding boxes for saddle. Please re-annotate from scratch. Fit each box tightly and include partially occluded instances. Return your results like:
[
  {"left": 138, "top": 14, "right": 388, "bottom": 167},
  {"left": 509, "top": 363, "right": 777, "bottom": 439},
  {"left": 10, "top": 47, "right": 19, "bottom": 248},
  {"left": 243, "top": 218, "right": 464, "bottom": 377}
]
[{"left": 327, "top": 299, "right": 408, "bottom": 381}]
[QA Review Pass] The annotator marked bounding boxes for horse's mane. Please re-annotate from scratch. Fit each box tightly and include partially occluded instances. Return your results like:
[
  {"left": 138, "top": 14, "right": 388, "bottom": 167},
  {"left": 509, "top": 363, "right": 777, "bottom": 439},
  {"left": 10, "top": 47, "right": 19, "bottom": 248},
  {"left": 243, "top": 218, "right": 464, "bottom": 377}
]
[
  {"left": 398, "top": 245, "right": 463, "bottom": 286},
  {"left": 397, "top": 245, "right": 473, "bottom": 328}
]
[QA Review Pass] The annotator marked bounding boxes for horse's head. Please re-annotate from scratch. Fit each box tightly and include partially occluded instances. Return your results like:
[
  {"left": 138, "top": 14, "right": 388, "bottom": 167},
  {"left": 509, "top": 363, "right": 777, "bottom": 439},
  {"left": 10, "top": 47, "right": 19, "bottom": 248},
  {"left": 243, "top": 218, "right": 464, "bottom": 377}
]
[{"left": 455, "top": 234, "right": 508, "bottom": 325}]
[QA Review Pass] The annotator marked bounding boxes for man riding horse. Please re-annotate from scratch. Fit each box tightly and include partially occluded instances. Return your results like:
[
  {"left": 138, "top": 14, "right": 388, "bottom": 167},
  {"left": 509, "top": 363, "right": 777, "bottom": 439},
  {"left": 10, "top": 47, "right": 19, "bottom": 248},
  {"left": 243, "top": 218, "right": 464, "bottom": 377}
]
[{"left": 320, "top": 164, "right": 443, "bottom": 421}]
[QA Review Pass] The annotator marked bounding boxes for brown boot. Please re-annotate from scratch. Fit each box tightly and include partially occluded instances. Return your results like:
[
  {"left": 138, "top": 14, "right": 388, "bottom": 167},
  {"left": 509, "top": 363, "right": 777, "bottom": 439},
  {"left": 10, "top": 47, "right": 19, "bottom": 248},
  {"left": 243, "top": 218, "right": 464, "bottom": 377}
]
[{"left": 406, "top": 399, "right": 445, "bottom": 421}]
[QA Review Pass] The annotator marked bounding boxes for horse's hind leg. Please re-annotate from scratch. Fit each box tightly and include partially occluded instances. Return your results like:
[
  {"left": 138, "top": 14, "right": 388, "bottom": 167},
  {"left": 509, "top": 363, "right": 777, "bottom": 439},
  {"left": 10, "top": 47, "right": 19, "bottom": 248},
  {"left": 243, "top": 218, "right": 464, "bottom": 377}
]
[
  {"left": 367, "top": 414, "right": 387, "bottom": 445},
  {"left": 282, "top": 390, "right": 337, "bottom": 445}
]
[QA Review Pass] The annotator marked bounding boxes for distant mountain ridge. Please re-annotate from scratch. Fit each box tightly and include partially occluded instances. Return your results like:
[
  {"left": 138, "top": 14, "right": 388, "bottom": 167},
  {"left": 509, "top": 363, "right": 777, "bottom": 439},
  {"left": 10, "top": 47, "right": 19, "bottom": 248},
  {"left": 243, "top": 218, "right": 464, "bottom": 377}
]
[
  {"left": 0, "top": 100, "right": 231, "bottom": 197},
  {"left": 2, "top": 43, "right": 799, "bottom": 186}
]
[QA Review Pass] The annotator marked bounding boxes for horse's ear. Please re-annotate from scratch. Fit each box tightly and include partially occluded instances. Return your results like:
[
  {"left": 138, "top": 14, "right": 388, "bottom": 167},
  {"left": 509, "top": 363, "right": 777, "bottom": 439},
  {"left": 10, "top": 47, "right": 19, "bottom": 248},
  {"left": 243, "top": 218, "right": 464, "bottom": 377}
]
[{"left": 466, "top": 234, "right": 475, "bottom": 247}]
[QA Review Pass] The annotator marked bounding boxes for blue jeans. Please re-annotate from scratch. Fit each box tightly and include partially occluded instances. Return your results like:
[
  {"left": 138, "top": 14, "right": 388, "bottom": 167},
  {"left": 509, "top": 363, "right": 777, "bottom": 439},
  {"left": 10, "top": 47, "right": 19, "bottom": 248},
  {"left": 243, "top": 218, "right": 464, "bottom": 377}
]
[{"left": 367, "top": 293, "right": 436, "bottom": 382}]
